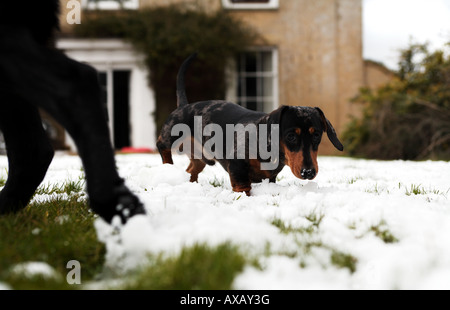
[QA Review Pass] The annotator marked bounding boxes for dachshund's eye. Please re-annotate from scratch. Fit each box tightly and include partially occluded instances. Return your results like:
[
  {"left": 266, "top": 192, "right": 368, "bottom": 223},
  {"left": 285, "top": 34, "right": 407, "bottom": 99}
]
[{"left": 286, "top": 132, "right": 297, "bottom": 143}]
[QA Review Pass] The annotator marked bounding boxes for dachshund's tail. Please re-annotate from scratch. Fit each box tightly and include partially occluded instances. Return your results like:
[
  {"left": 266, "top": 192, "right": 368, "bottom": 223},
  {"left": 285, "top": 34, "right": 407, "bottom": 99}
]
[{"left": 176, "top": 53, "right": 197, "bottom": 107}]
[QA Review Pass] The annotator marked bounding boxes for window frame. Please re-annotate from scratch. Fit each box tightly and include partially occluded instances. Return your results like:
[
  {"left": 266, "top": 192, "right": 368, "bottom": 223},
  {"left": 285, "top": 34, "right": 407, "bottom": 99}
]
[
  {"left": 221, "top": 0, "right": 279, "bottom": 10},
  {"left": 56, "top": 39, "right": 157, "bottom": 151},
  {"left": 229, "top": 47, "right": 279, "bottom": 113},
  {"left": 81, "top": 0, "right": 139, "bottom": 10}
]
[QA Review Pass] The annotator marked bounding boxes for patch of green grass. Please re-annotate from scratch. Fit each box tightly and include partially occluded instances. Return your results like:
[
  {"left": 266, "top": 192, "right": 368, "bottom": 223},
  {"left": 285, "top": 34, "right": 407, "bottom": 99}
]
[
  {"left": 365, "top": 183, "right": 383, "bottom": 195},
  {"left": 276, "top": 176, "right": 285, "bottom": 182},
  {"left": 400, "top": 183, "right": 448, "bottom": 197},
  {"left": 305, "top": 213, "right": 325, "bottom": 227},
  {"left": 271, "top": 213, "right": 324, "bottom": 238},
  {"left": 271, "top": 215, "right": 358, "bottom": 273},
  {"left": 1, "top": 187, "right": 249, "bottom": 290},
  {"left": 0, "top": 176, "right": 6, "bottom": 188},
  {"left": 34, "top": 179, "right": 85, "bottom": 196},
  {"left": 330, "top": 250, "right": 358, "bottom": 273},
  {"left": 0, "top": 191, "right": 105, "bottom": 290},
  {"left": 347, "top": 176, "right": 363, "bottom": 184},
  {"left": 405, "top": 184, "right": 426, "bottom": 196},
  {"left": 3, "top": 267, "right": 70, "bottom": 290},
  {"left": 370, "top": 221, "right": 398, "bottom": 244},
  {"left": 122, "top": 243, "right": 247, "bottom": 290},
  {"left": 347, "top": 223, "right": 357, "bottom": 230},
  {"left": 209, "top": 176, "right": 225, "bottom": 188},
  {"left": 405, "top": 184, "right": 447, "bottom": 196},
  {"left": 271, "top": 218, "right": 315, "bottom": 235}
]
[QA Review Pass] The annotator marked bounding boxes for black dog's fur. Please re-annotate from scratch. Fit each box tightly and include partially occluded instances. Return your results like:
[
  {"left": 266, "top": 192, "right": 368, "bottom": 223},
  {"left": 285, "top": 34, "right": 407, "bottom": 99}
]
[
  {"left": 0, "top": 1, "right": 145, "bottom": 223},
  {"left": 157, "top": 54, "right": 344, "bottom": 195}
]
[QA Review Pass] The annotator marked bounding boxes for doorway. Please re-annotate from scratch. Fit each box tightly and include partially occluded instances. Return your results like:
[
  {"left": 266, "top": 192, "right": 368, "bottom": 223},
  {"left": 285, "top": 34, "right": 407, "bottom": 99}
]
[{"left": 98, "top": 69, "right": 131, "bottom": 150}]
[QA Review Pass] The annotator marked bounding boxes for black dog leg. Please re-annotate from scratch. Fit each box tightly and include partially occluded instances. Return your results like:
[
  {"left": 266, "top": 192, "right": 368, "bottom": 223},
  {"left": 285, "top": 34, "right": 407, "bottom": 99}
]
[
  {"left": 0, "top": 99, "right": 54, "bottom": 214},
  {"left": 8, "top": 48, "right": 146, "bottom": 223},
  {"left": 40, "top": 56, "right": 145, "bottom": 224}
]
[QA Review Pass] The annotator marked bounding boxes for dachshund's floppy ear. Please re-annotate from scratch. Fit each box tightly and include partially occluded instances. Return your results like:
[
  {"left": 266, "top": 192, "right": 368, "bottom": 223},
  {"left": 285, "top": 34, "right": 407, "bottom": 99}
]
[
  {"left": 266, "top": 105, "right": 289, "bottom": 144},
  {"left": 315, "top": 107, "right": 344, "bottom": 151},
  {"left": 267, "top": 105, "right": 289, "bottom": 126}
]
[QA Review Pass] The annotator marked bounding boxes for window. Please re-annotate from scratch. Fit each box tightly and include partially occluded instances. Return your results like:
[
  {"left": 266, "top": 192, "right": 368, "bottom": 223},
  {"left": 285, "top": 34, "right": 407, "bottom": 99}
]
[
  {"left": 82, "top": 0, "right": 139, "bottom": 10},
  {"left": 221, "top": 0, "right": 279, "bottom": 10},
  {"left": 233, "top": 49, "right": 278, "bottom": 112},
  {"left": 56, "top": 38, "right": 157, "bottom": 152},
  {"left": 98, "top": 69, "right": 132, "bottom": 149}
]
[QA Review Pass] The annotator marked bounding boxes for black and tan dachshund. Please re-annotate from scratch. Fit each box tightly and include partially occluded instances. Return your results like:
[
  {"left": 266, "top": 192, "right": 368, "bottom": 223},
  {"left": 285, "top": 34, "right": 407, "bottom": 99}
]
[
  {"left": 0, "top": 1, "right": 145, "bottom": 223},
  {"left": 157, "top": 54, "right": 344, "bottom": 195}
]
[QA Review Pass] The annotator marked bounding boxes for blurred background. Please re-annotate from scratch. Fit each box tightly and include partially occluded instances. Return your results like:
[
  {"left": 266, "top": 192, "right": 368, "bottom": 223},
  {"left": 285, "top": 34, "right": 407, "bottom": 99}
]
[
  {"left": 4, "top": 0, "right": 448, "bottom": 161},
  {"left": 363, "top": 0, "right": 450, "bottom": 70}
]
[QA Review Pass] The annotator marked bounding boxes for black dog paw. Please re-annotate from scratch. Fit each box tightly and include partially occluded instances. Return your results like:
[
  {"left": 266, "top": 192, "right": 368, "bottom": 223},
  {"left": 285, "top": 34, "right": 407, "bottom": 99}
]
[
  {"left": 92, "top": 183, "right": 146, "bottom": 224},
  {"left": 114, "top": 191, "right": 146, "bottom": 224}
]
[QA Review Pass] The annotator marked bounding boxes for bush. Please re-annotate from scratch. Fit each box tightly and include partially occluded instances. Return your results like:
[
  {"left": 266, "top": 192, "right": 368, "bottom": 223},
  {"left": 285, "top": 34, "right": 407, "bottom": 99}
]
[
  {"left": 343, "top": 43, "right": 450, "bottom": 160},
  {"left": 73, "top": 5, "right": 260, "bottom": 131}
]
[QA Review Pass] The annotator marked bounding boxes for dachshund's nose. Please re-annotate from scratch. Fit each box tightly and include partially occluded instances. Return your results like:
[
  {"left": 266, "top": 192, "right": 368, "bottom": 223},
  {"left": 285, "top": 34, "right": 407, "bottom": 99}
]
[{"left": 301, "top": 168, "right": 316, "bottom": 180}]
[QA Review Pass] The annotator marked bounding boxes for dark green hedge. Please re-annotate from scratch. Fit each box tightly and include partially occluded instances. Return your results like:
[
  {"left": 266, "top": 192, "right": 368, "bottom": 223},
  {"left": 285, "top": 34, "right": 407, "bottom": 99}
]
[
  {"left": 73, "top": 6, "right": 260, "bottom": 131},
  {"left": 343, "top": 43, "right": 450, "bottom": 160}
]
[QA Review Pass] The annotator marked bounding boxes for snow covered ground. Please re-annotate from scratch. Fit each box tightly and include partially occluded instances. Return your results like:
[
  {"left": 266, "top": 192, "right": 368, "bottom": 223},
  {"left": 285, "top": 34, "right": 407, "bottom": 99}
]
[{"left": 2, "top": 153, "right": 450, "bottom": 289}]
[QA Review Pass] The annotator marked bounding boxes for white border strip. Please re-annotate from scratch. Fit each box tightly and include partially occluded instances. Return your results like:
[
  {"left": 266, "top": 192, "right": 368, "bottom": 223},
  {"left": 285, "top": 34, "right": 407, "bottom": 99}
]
[
  {"left": 221, "top": 0, "right": 279, "bottom": 10},
  {"left": 81, "top": 0, "right": 139, "bottom": 10}
]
